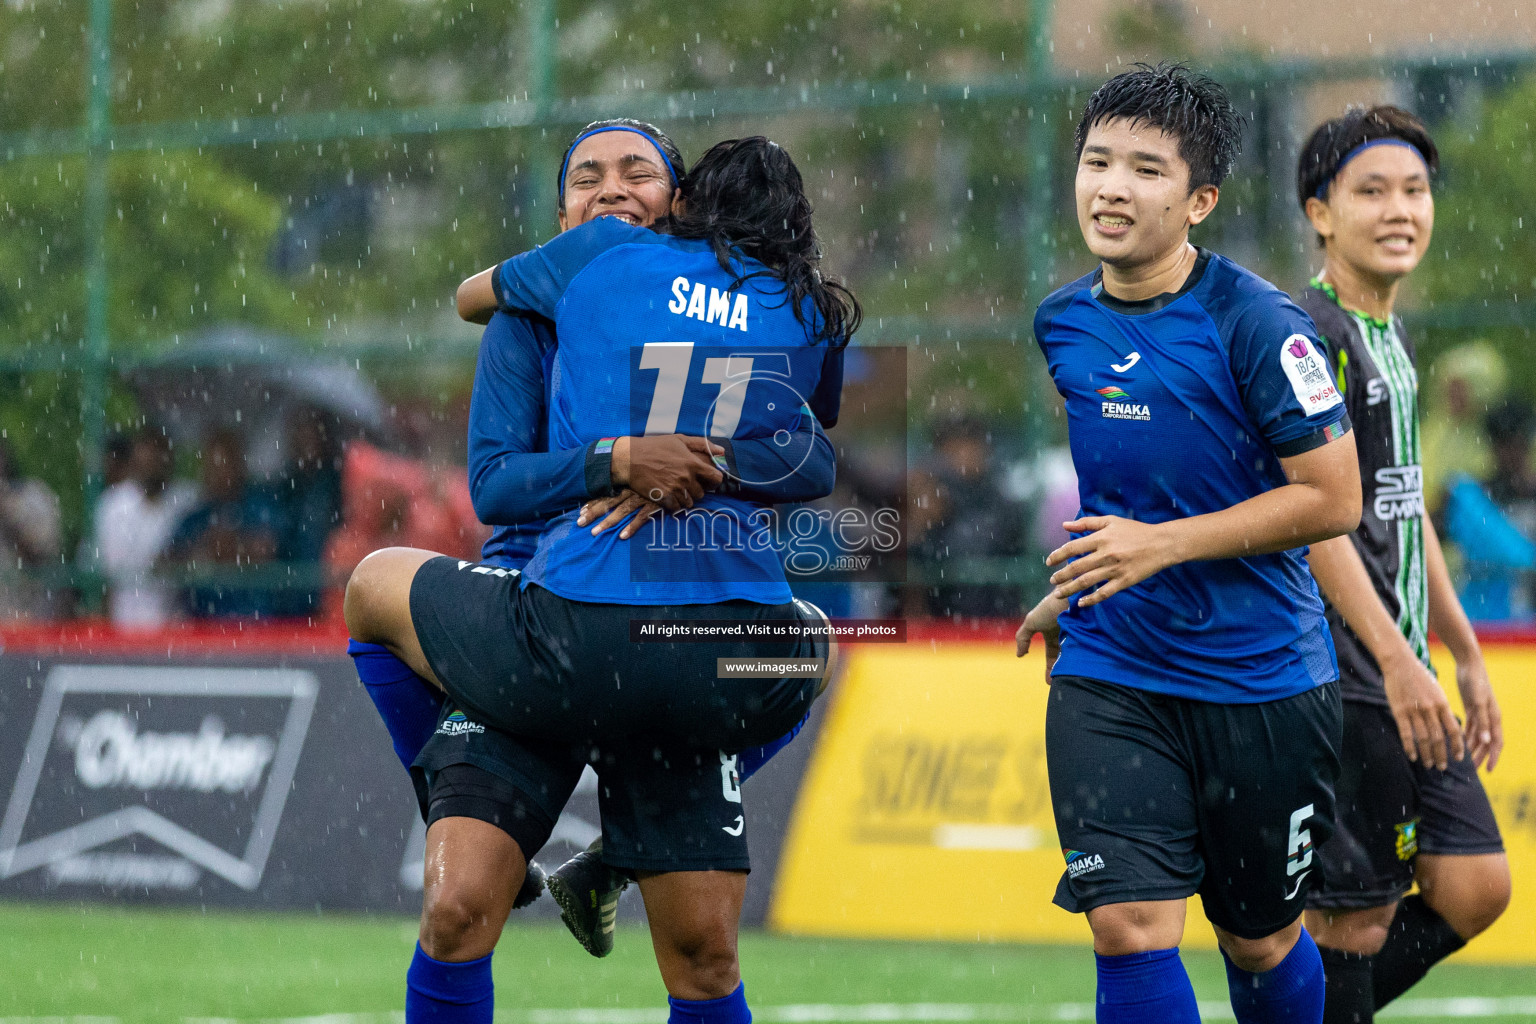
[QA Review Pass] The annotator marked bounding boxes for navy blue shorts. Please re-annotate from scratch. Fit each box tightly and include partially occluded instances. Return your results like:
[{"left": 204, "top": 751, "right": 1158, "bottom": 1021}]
[
  {"left": 407, "top": 556, "right": 825, "bottom": 871},
  {"left": 409, "top": 557, "right": 822, "bottom": 751},
  {"left": 1047, "top": 675, "right": 1342, "bottom": 939}
]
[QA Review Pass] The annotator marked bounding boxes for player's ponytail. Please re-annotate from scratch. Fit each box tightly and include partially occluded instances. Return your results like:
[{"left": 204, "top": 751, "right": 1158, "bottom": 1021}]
[{"left": 665, "top": 137, "right": 862, "bottom": 347}]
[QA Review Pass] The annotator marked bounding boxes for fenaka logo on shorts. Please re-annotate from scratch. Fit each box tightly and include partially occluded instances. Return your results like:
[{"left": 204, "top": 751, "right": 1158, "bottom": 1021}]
[
  {"left": 1395, "top": 818, "right": 1421, "bottom": 862},
  {"left": 1096, "top": 385, "right": 1151, "bottom": 422},
  {"left": 1280, "top": 334, "right": 1343, "bottom": 413},
  {"left": 0, "top": 666, "right": 315, "bottom": 893},
  {"left": 1064, "top": 847, "right": 1105, "bottom": 878},
  {"left": 437, "top": 709, "right": 486, "bottom": 737},
  {"left": 1373, "top": 465, "right": 1425, "bottom": 522}
]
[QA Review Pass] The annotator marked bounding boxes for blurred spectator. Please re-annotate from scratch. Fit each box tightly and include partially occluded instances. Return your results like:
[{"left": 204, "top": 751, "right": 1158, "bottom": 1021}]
[
  {"left": 1422, "top": 341, "right": 1507, "bottom": 513},
  {"left": 164, "top": 429, "right": 280, "bottom": 619},
  {"left": 265, "top": 407, "right": 344, "bottom": 617},
  {"left": 0, "top": 437, "right": 63, "bottom": 621},
  {"left": 1443, "top": 471, "right": 1536, "bottom": 622},
  {"left": 1486, "top": 399, "right": 1536, "bottom": 531},
  {"left": 1476, "top": 399, "right": 1536, "bottom": 618},
  {"left": 1028, "top": 446, "right": 1081, "bottom": 557},
  {"left": 93, "top": 428, "right": 196, "bottom": 629},
  {"left": 908, "top": 414, "right": 1028, "bottom": 619},
  {"left": 102, "top": 432, "right": 135, "bottom": 488}
]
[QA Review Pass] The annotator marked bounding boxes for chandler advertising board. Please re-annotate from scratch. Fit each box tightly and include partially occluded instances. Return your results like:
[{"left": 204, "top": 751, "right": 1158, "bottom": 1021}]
[
  {"left": 0, "top": 628, "right": 812, "bottom": 922},
  {"left": 0, "top": 646, "right": 426, "bottom": 910},
  {"left": 770, "top": 640, "right": 1536, "bottom": 964}
]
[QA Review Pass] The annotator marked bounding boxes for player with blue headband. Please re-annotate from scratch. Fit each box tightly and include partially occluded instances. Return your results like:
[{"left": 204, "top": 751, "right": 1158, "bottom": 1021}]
[
  {"left": 557, "top": 122, "right": 683, "bottom": 208},
  {"left": 455, "top": 118, "right": 688, "bottom": 317},
  {"left": 1311, "top": 138, "right": 1430, "bottom": 201},
  {"left": 350, "top": 120, "right": 849, "bottom": 1024}
]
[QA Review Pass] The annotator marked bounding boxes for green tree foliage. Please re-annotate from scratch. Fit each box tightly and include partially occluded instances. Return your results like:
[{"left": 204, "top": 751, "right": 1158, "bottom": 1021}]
[{"left": 1418, "top": 77, "right": 1536, "bottom": 370}]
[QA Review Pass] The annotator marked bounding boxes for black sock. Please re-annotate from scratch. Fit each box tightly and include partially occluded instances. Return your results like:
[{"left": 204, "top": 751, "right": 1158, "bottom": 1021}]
[
  {"left": 1373, "top": 894, "right": 1466, "bottom": 1008},
  {"left": 1319, "top": 946, "right": 1375, "bottom": 1024}
]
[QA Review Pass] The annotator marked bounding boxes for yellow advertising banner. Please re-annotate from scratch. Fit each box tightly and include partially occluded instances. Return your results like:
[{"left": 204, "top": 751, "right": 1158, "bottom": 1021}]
[{"left": 769, "top": 640, "right": 1536, "bottom": 963}]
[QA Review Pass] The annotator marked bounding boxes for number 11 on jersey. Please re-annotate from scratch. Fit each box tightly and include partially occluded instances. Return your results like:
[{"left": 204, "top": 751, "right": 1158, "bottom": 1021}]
[{"left": 639, "top": 341, "right": 752, "bottom": 438}]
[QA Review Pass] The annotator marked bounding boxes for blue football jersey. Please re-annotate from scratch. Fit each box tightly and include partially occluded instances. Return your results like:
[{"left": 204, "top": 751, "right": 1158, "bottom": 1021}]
[
  {"left": 1035, "top": 249, "right": 1352, "bottom": 703},
  {"left": 492, "top": 217, "right": 833, "bottom": 604}
]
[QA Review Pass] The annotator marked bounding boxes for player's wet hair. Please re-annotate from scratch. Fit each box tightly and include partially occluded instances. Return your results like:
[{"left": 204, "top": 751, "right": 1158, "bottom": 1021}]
[
  {"left": 1296, "top": 105, "right": 1438, "bottom": 210},
  {"left": 666, "top": 136, "right": 862, "bottom": 347},
  {"left": 1074, "top": 62, "right": 1244, "bottom": 191},
  {"left": 556, "top": 118, "right": 686, "bottom": 211}
]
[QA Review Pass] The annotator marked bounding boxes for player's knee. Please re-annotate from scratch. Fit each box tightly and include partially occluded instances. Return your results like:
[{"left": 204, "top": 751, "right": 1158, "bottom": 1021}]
[
  {"left": 661, "top": 923, "right": 740, "bottom": 998},
  {"left": 1322, "top": 922, "right": 1390, "bottom": 956},
  {"left": 342, "top": 552, "right": 383, "bottom": 638},
  {"left": 1440, "top": 867, "right": 1513, "bottom": 939},
  {"left": 1306, "top": 906, "right": 1393, "bottom": 955},
  {"left": 419, "top": 882, "right": 502, "bottom": 961},
  {"left": 343, "top": 547, "right": 408, "bottom": 640},
  {"left": 1087, "top": 903, "right": 1184, "bottom": 956},
  {"left": 1219, "top": 927, "right": 1299, "bottom": 974}
]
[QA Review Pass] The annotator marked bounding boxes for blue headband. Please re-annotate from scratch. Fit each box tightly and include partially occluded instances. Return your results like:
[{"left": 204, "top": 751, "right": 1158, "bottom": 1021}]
[
  {"left": 558, "top": 126, "right": 680, "bottom": 202},
  {"left": 1315, "top": 138, "right": 1428, "bottom": 199}
]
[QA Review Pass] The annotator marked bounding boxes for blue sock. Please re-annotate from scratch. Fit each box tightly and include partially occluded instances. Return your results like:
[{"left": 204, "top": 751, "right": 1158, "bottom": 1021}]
[
  {"left": 349, "top": 639, "right": 443, "bottom": 771},
  {"left": 1224, "top": 927, "right": 1325, "bottom": 1024},
  {"left": 737, "top": 711, "right": 810, "bottom": 782},
  {"left": 667, "top": 982, "right": 752, "bottom": 1024},
  {"left": 405, "top": 943, "right": 493, "bottom": 1023},
  {"left": 1095, "top": 949, "right": 1200, "bottom": 1024}
]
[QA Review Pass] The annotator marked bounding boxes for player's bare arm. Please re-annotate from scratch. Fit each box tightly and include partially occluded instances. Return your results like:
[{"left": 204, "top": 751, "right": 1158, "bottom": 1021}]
[
  {"left": 1047, "top": 431, "right": 1362, "bottom": 607},
  {"left": 1426, "top": 516, "right": 1503, "bottom": 769},
  {"left": 1308, "top": 534, "right": 1464, "bottom": 769},
  {"left": 456, "top": 267, "right": 498, "bottom": 323}
]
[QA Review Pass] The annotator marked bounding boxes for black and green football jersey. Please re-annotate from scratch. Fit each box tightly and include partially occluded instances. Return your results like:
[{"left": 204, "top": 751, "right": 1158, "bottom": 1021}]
[{"left": 1297, "top": 280, "right": 1430, "bottom": 705}]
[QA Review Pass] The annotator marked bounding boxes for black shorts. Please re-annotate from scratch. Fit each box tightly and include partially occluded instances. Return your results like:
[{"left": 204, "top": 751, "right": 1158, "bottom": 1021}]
[
  {"left": 409, "top": 557, "right": 824, "bottom": 751},
  {"left": 1308, "top": 699, "right": 1505, "bottom": 910},
  {"left": 1047, "top": 675, "right": 1342, "bottom": 940},
  {"left": 415, "top": 700, "right": 588, "bottom": 856},
  {"left": 417, "top": 706, "right": 754, "bottom": 871}
]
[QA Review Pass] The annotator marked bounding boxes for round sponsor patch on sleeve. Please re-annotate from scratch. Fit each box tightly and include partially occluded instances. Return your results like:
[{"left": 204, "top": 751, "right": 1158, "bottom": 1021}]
[{"left": 1279, "top": 334, "right": 1343, "bottom": 414}]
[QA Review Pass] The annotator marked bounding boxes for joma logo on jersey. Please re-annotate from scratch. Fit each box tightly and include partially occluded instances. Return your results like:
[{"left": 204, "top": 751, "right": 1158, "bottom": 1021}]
[
  {"left": 668, "top": 277, "right": 750, "bottom": 332},
  {"left": 1096, "top": 386, "right": 1150, "bottom": 421},
  {"left": 1064, "top": 848, "right": 1106, "bottom": 877},
  {"left": 1373, "top": 465, "right": 1424, "bottom": 521}
]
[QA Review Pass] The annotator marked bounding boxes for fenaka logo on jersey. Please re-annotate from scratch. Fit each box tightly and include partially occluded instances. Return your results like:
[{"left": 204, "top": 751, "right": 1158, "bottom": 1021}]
[
  {"left": 1096, "top": 385, "right": 1150, "bottom": 421},
  {"left": 436, "top": 709, "right": 486, "bottom": 737},
  {"left": 0, "top": 666, "right": 315, "bottom": 893},
  {"left": 1280, "top": 334, "right": 1343, "bottom": 413},
  {"left": 1373, "top": 465, "right": 1425, "bottom": 521},
  {"left": 1064, "top": 847, "right": 1106, "bottom": 878}
]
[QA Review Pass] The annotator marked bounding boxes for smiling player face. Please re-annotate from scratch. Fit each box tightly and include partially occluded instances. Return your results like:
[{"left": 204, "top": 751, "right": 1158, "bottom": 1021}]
[
  {"left": 1074, "top": 118, "right": 1217, "bottom": 273},
  {"left": 558, "top": 131, "right": 678, "bottom": 232},
  {"left": 1309, "top": 143, "right": 1433, "bottom": 286}
]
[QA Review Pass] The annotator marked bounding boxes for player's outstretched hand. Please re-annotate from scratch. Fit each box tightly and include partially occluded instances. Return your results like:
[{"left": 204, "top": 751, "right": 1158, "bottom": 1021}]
[
  {"left": 1046, "top": 516, "right": 1175, "bottom": 607},
  {"left": 1380, "top": 649, "right": 1466, "bottom": 772},
  {"left": 579, "top": 489, "right": 663, "bottom": 540},
  {"left": 1454, "top": 654, "right": 1503, "bottom": 771},
  {"left": 1016, "top": 591, "right": 1067, "bottom": 683},
  {"left": 615, "top": 435, "right": 725, "bottom": 511}
]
